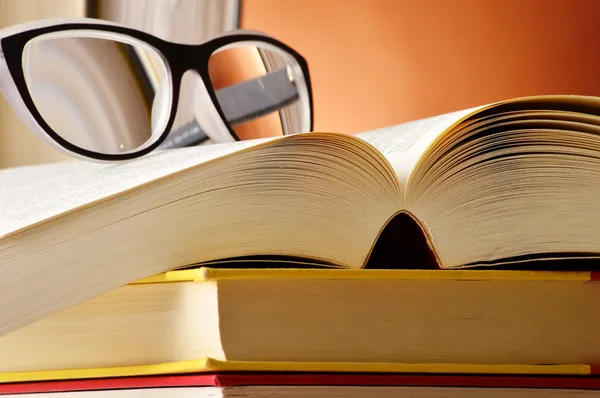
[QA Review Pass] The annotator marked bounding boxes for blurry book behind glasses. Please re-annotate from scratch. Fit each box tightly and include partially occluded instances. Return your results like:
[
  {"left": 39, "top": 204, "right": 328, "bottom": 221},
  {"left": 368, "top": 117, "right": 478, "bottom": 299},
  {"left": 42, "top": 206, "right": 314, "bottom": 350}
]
[{"left": 0, "top": 0, "right": 239, "bottom": 168}]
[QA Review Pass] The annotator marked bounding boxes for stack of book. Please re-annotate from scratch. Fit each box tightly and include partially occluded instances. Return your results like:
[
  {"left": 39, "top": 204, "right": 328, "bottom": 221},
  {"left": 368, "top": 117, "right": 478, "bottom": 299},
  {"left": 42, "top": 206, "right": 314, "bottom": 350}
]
[{"left": 1, "top": 94, "right": 600, "bottom": 397}]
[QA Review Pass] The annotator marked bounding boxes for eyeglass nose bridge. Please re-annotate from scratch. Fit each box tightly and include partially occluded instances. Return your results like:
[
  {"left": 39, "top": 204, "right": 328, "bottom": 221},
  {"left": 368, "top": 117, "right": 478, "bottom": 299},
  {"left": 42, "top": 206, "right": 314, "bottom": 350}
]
[
  {"left": 157, "top": 41, "right": 304, "bottom": 144},
  {"left": 159, "top": 42, "right": 215, "bottom": 80},
  {"left": 190, "top": 69, "right": 239, "bottom": 143},
  {"left": 151, "top": 42, "right": 237, "bottom": 142}
]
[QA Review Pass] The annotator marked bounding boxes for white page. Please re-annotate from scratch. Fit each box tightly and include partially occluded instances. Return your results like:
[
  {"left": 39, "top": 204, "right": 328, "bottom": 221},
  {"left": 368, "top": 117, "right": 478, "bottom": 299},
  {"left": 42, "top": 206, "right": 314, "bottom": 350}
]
[
  {"left": 356, "top": 107, "right": 481, "bottom": 186},
  {"left": 0, "top": 138, "right": 274, "bottom": 237}
]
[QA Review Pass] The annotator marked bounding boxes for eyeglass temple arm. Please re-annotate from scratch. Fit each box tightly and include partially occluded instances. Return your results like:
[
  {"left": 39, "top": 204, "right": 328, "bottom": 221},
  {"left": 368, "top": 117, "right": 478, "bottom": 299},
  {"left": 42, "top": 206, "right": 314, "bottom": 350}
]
[{"left": 158, "top": 67, "right": 299, "bottom": 149}]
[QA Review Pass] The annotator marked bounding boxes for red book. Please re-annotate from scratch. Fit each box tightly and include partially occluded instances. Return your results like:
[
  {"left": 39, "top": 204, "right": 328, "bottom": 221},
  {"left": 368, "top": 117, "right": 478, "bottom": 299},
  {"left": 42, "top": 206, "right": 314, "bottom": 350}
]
[{"left": 2, "top": 373, "right": 600, "bottom": 395}]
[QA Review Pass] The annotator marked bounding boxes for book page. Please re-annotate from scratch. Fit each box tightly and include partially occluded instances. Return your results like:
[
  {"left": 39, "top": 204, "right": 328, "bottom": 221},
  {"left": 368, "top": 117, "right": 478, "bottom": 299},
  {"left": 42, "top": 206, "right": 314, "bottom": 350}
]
[
  {"left": 356, "top": 107, "right": 482, "bottom": 186},
  {"left": 0, "top": 138, "right": 273, "bottom": 237}
]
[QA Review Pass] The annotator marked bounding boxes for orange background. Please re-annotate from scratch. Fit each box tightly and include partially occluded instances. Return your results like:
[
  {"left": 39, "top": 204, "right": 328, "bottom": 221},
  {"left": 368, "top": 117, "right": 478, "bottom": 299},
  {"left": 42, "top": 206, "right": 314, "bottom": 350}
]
[{"left": 242, "top": 0, "right": 600, "bottom": 134}]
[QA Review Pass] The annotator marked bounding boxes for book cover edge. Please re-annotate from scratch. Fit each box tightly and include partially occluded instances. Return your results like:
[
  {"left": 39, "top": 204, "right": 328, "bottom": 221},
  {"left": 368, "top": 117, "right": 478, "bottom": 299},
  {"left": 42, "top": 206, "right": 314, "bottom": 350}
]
[
  {"left": 132, "top": 267, "right": 593, "bottom": 284},
  {"left": 0, "top": 359, "right": 592, "bottom": 384},
  {"left": 3, "top": 372, "right": 600, "bottom": 394}
]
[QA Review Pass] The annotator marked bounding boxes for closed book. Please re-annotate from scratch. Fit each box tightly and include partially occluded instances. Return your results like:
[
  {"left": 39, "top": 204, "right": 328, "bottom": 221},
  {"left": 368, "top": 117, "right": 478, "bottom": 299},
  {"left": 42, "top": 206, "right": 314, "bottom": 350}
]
[{"left": 0, "top": 268, "right": 598, "bottom": 380}]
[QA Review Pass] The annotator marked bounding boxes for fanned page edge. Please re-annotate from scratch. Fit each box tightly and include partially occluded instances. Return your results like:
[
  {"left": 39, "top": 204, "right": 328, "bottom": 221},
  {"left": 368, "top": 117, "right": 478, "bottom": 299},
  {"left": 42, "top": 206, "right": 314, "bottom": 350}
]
[
  {"left": 403, "top": 94, "right": 600, "bottom": 196},
  {"left": 0, "top": 138, "right": 278, "bottom": 239},
  {"left": 0, "top": 358, "right": 592, "bottom": 383},
  {"left": 2, "top": 132, "right": 386, "bottom": 240},
  {"left": 403, "top": 94, "right": 600, "bottom": 269},
  {"left": 355, "top": 106, "right": 486, "bottom": 193},
  {"left": 406, "top": 94, "right": 598, "bottom": 190}
]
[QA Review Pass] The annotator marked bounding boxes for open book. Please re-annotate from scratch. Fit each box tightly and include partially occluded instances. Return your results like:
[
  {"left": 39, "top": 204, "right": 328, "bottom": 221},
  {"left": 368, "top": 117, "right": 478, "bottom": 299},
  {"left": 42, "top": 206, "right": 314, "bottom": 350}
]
[{"left": 1, "top": 94, "right": 600, "bottom": 336}]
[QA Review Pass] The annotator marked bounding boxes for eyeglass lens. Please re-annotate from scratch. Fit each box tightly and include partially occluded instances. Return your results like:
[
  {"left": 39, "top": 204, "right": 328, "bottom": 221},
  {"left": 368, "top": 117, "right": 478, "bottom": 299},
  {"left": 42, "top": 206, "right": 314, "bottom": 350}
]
[
  {"left": 22, "top": 34, "right": 170, "bottom": 155},
  {"left": 207, "top": 43, "right": 307, "bottom": 140}
]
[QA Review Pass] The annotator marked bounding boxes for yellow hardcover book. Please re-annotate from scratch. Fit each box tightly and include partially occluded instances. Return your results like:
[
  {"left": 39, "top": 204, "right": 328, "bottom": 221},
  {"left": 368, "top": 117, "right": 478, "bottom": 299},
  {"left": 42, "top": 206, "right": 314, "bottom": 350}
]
[
  {"left": 4, "top": 94, "right": 600, "bottom": 338},
  {"left": 0, "top": 359, "right": 593, "bottom": 384},
  {"left": 0, "top": 267, "right": 598, "bottom": 382}
]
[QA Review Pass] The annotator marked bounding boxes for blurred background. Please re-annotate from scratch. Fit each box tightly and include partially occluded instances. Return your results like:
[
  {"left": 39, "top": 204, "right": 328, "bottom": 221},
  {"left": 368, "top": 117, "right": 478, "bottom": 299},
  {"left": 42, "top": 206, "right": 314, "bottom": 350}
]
[{"left": 2, "top": 0, "right": 600, "bottom": 168}]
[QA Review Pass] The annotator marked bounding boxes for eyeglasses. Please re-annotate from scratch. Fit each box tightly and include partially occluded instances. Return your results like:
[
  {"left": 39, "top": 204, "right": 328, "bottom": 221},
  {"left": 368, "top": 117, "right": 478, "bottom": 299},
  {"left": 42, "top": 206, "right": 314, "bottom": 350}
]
[{"left": 0, "top": 18, "right": 314, "bottom": 161}]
